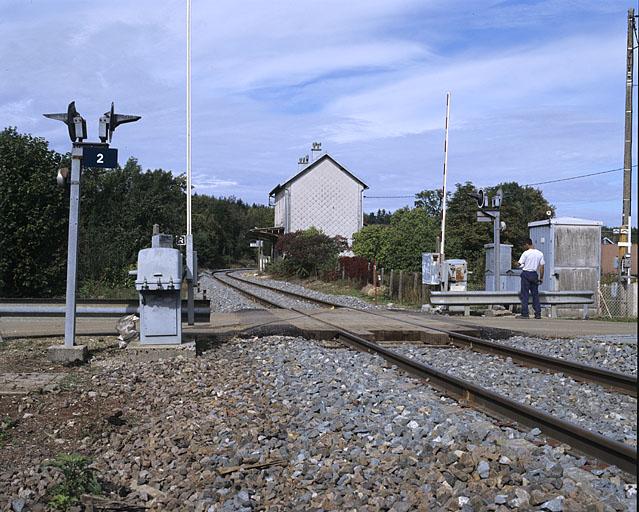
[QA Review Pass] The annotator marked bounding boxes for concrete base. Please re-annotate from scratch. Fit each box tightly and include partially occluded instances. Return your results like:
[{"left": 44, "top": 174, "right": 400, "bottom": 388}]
[
  {"left": 125, "top": 341, "right": 196, "bottom": 362},
  {"left": 47, "top": 344, "right": 88, "bottom": 363}
]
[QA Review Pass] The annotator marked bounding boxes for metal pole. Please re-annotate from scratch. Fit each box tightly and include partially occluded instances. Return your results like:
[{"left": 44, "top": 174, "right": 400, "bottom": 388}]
[
  {"left": 187, "top": 235, "right": 195, "bottom": 325},
  {"left": 619, "top": 8, "right": 635, "bottom": 283},
  {"left": 439, "top": 92, "right": 451, "bottom": 291},
  {"left": 64, "top": 146, "right": 83, "bottom": 347},
  {"left": 185, "top": 0, "right": 196, "bottom": 325},
  {"left": 494, "top": 211, "right": 500, "bottom": 292},
  {"left": 186, "top": 0, "right": 192, "bottom": 236}
]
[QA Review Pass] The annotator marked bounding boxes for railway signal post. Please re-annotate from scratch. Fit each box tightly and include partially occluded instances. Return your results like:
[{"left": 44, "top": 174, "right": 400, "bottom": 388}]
[
  {"left": 472, "top": 188, "right": 504, "bottom": 292},
  {"left": 43, "top": 101, "right": 140, "bottom": 361}
]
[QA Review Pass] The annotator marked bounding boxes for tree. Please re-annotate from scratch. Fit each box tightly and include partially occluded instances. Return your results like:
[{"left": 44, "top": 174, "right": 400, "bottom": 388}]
[
  {"left": 352, "top": 224, "right": 390, "bottom": 262},
  {"left": 443, "top": 182, "right": 492, "bottom": 287},
  {"left": 444, "top": 181, "right": 554, "bottom": 287},
  {"left": 493, "top": 182, "right": 554, "bottom": 256},
  {"left": 414, "top": 189, "right": 450, "bottom": 217},
  {"left": 353, "top": 207, "right": 438, "bottom": 271},
  {"left": 382, "top": 207, "right": 439, "bottom": 271},
  {"left": 78, "top": 158, "right": 185, "bottom": 287},
  {"left": 192, "top": 194, "right": 274, "bottom": 269},
  {"left": 364, "top": 209, "right": 392, "bottom": 225},
  {"left": 0, "top": 127, "right": 276, "bottom": 296},
  {"left": 0, "top": 128, "right": 68, "bottom": 296}
]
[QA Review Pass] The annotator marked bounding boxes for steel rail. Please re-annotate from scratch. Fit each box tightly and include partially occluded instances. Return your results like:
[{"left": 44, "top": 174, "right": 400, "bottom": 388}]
[
  {"left": 211, "top": 270, "right": 638, "bottom": 474},
  {"left": 334, "top": 329, "right": 637, "bottom": 475},
  {"left": 211, "top": 273, "right": 290, "bottom": 309},
  {"left": 219, "top": 271, "right": 637, "bottom": 396},
  {"left": 212, "top": 271, "right": 339, "bottom": 308},
  {"left": 358, "top": 310, "right": 638, "bottom": 397}
]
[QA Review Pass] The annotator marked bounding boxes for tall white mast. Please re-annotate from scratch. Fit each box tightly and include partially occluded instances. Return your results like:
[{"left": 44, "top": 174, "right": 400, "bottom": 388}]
[
  {"left": 186, "top": 0, "right": 192, "bottom": 236},
  {"left": 440, "top": 92, "right": 451, "bottom": 259}
]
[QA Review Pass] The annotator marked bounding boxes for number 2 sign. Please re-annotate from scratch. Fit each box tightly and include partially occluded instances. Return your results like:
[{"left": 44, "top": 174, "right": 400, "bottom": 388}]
[{"left": 82, "top": 145, "right": 118, "bottom": 168}]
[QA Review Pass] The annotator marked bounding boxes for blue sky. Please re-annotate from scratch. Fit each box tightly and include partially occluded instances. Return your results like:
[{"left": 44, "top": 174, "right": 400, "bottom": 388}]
[{"left": 1, "top": 0, "right": 636, "bottom": 226}]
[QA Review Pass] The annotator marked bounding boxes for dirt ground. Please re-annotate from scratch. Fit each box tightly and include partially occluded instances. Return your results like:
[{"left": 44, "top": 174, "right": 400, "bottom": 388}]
[{"left": 0, "top": 337, "right": 130, "bottom": 509}]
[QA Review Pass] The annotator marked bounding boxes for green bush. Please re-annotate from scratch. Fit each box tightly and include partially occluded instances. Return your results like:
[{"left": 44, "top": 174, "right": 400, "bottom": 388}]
[
  {"left": 271, "top": 228, "right": 341, "bottom": 278},
  {"left": 353, "top": 208, "right": 438, "bottom": 271},
  {"left": 0, "top": 416, "right": 17, "bottom": 447},
  {"left": 47, "top": 454, "right": 101, "bottom": 510}
]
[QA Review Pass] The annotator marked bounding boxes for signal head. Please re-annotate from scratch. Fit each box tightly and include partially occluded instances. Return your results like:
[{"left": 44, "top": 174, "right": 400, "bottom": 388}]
[
  {"left": 43, "top": 101, "right": 87, "bottom": 142},
  {"left": 102, "top": 102, "right": 141, "bottom": 142}
]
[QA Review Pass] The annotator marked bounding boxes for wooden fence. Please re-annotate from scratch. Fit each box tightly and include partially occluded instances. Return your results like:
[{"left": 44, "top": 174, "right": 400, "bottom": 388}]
[{"left": 337, "top": 258, "right": 427, "bottom": 305}]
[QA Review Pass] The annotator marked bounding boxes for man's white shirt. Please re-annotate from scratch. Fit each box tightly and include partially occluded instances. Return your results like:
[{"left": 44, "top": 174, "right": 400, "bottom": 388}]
[{"left": 519, "top": 248, "right": 545, "bottom": 272}]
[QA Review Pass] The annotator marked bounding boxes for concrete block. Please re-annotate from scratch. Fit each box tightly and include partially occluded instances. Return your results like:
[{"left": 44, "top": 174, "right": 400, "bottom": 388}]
[
  {"left": 47, "top": 345, "right": 88, "bottom": 363},
  {"left": 125, "top": 341, "right": 196, "bottom": 362}
]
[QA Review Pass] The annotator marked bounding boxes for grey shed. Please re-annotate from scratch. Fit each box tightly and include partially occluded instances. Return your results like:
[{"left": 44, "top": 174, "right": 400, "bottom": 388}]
[{"left": 528, "top": 217, "right": 602, "bottom": 293}]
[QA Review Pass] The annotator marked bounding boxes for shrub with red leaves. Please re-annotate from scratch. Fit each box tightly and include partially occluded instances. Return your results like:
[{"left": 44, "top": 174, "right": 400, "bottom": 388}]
[{"left": 338, "top": 256, "right": 369, "bottom": 284}]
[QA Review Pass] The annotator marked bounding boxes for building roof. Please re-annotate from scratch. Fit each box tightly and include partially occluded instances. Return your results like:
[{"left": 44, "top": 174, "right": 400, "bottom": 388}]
[
  {"left": 249, "top": 226, "right": 284, "bottom": 242},
  {"left": 268, "top": 153, "right": 368, "bottom": 197},
  {"left": 528, "top": 216, "right": 604, "bottom": 228}
]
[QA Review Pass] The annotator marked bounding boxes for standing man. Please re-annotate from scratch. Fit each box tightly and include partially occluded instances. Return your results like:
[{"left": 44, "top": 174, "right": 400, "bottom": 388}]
[{"left": 518, "top": 238, "right": 545, "bottom": 319}]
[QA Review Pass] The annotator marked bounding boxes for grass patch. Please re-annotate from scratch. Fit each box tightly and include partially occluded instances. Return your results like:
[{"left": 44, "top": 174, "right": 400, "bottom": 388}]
[
  {"left": 47, "top": 454, "right": 101, "bottom": 510},
  {"left": 58, "top": 372, "right": 85, "bottom": 391},
  {"left": 78, "top": 279, "right": 136, "bottom": 300},
  {"left": 285, "top": 277, "right": 396, "bottom": 304},
  {"left": 0, "top": 416, "right": 18, "bottom": 447},
  {"left": 263, "top": 273, "right": 425, "bottom": 308},
  {"left": 589, "top": 315, "right": 638, "bottom": 323}
]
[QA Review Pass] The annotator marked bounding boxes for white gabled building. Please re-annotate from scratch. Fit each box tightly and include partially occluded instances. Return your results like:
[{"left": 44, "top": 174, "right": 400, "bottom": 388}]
[{"left": 269, "top": 153, "right": 368, "bottom": 245}]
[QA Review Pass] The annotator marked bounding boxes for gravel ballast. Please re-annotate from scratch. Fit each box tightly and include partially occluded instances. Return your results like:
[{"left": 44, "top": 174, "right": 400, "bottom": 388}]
[
  {"left": 2, "top": 336, "right": 636, "bottom": 511},
  {"left": 232, "top": 271, "right": 381, "bottom": 310},
  {"left": 203, "top": 272, "right": 325, "bottom": 311},
  {"left": 395, "top": 346, "right": 637, "bottom": 447},
  {"left": 198, "top": 273, "right": 265, "bottom": 312},
  {"left": 491, "top": 335, "right": 638, "bottom": 376}
]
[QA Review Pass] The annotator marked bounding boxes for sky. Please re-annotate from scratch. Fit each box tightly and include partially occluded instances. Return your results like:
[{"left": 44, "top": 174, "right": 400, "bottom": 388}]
[{"left": 1, "top": 0, "right": 637, "bottom": 227}]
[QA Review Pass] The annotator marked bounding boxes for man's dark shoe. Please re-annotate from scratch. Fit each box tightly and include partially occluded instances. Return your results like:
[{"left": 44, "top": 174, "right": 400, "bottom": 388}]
[
  {"left": 534, "top": 315, "right": 541, "bottom": 319},
  {"left": 516, "top": 315, "right": 529, "bottom": 319}
]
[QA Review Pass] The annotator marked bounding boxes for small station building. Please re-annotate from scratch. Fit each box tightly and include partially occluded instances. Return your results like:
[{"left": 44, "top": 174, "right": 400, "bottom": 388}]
[{"left": 265, "top": 151, "right": 368, "bottom": 245}]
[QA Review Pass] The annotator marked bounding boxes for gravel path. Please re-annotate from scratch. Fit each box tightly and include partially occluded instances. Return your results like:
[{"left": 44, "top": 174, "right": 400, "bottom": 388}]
[
  {"left": 5, "top": 336, "right": 636, "bottom": 511},
  {"left": 395, "top": 346, "right": 638, "bottom": 448},
  {"left": 232, "top": 271, "right": 381, "bottom": 310},
  {"left": 491, "top": 335, "right": 638, "bottom": 376}
]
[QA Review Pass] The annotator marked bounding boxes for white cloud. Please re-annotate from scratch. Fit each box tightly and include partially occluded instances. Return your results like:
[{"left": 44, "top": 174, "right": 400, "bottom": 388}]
[
  {"left": 192, "top": 176, "right": 239, "bottom": 190},
  {"left": 323, "top": 33, "right": 623, "bottom": 143},
  {"left": 0, "top": 0, "right": 635, "bottom": 226}
]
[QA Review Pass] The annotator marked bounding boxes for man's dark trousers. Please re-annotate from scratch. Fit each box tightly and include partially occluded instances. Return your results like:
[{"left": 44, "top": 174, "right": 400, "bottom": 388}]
[{"left": 520, "top": 270, "right": 541, "bottom": 318}]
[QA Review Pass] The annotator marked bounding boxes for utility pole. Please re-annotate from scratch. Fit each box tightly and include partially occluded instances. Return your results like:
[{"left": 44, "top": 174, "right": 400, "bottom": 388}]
[
  {"left": 185, "top": 0, "right": 196, "bottom": 324},
  {"left": 439, "top": 92, "right": 451, "bottom": 290},
  {"left": 619, "top": 8, "right": 635, "bottom": 283}
]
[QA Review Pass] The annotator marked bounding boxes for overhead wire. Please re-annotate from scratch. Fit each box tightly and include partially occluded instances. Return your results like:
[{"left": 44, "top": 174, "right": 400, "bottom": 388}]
[{"left": 363, "top": 165, "right": 638, "bottom": 199}]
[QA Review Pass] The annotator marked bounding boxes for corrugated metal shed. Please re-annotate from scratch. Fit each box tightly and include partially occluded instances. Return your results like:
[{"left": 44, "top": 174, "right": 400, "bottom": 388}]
[{"left": 528, "top": 217, "right": 602, "bottom": 292}]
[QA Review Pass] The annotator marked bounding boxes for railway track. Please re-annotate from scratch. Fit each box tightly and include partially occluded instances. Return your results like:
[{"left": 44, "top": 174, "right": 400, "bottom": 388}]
[
  {"left": 211, "top": 270, "right": 637, "bottom": 396},
  {"left": 209, "top": 269, "right": 638, "bottom": 475}
]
